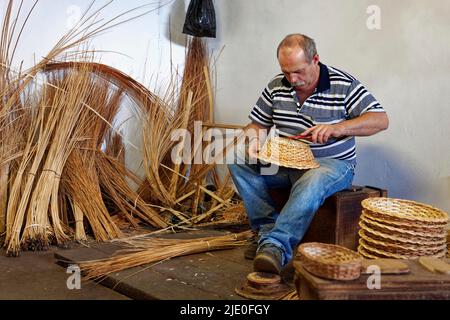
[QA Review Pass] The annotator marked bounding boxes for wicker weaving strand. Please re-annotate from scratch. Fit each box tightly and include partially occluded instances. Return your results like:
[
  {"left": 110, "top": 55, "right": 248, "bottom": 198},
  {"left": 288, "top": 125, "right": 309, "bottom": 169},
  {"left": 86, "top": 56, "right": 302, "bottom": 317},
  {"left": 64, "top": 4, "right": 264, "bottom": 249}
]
[
  {"left": 361, "top": 198, "right": 449, "bottom": 225},
  {"left": 296, "top": 243, "right": 362, "bottom": 280},
  {"left": 257, "top": 137, "right": 320, "bottom": 170}
]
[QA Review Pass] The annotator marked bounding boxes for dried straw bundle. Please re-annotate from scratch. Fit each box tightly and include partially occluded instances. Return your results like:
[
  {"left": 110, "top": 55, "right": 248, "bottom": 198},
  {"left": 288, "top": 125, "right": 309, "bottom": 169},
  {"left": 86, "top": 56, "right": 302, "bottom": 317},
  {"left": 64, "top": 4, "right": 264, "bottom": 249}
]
[
  {"left": 141, "top": 84, "right": 189, "bottom": 207},
  {"left": 138, "top": 36, "right": 239, "bottom": 224},
  {"left": 95, "top": 152, "right": 169, "bottom": 228},
  {"left": 62, "top": 149, "right": 123, "bottom": 243},
  {"left": 0, "top": 1, "right": 179, "bottom": 254},
  {"left": 78, "top": 230, "right": 253, "bottom": 281},
  {"left": 0, "top": 1, "right": 39, "bottom": 245},
  {"left": 0, "top": 0, "right": 244, "bottom": 256},
  {"left": 46, "top": 65, "right": 168, "bottom": 231},
  {"left": 22, "top": 66, "right": 97, "bottom": 249}
]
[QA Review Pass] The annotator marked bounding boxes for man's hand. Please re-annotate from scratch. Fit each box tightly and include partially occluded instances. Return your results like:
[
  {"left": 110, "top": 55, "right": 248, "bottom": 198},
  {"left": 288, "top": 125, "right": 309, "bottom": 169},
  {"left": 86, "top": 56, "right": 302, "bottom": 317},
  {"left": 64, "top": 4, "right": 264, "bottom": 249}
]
[
  {"left": 300, "top": 124, "right": 345, "bottom": 144},
  {"left": 248, "top": 137, "right": 260, "bottom": 160},
  {"left": 300, "top": 112, "right": 389, "bottom": 144},
  {"left": 244, "top": 122, "right": 270, "bottom": 160}
]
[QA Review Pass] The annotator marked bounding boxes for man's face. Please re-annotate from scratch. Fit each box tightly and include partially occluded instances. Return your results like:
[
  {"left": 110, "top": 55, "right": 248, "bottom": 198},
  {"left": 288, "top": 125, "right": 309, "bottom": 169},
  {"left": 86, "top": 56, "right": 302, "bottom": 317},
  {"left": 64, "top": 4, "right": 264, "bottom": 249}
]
[{"left": 278, "top": 47, "right": 319, "bottom": 90}]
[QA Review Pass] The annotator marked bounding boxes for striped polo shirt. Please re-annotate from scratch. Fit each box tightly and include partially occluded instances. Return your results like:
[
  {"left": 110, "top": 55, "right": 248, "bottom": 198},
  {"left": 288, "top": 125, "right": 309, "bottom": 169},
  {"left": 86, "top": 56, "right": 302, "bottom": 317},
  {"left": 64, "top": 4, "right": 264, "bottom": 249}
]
[{"left": 249, "top": 62, "right": 385, "bottom": 163}]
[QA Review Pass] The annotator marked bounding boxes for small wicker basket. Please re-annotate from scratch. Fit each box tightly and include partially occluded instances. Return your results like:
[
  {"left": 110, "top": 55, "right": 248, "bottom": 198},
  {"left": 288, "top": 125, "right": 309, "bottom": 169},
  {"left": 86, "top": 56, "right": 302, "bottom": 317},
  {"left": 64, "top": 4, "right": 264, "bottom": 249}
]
[
  {"left": 295, "top": 242, "right": 362, "bottom": 281},
  {"left": 257, "top": 136, "right": 320, "bottom": 170}
]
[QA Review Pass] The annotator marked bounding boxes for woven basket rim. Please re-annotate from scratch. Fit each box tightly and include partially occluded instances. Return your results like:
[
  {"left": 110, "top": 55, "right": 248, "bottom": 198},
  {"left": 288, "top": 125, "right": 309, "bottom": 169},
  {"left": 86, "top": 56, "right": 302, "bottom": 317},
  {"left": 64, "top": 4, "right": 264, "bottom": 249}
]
[
  {"left": 359, "top": 220, "right": 447, "bottom": 246},
  {"left": 359, "top": 230, "right": 448, "bottom": 252},
  {"left": 358, "top": 240, "right": 447, "bottom": 260},
  {"left": 298, "top": 242, "right": 362, "bottom": 265},
  {"left": 359, "top": 237, "right": 447, "bottom": 256},
  {"left": 362, "top": 210, "right": 448, "bottom": 230},
  {"left": 361, "top": 213, "right": 447, "bottom": 238},
  {"left": 361, "top": 197, "right": 449, "bottom": 224},
  {"left": 358, "top": 245, "right": 383, "bottom": 259}
]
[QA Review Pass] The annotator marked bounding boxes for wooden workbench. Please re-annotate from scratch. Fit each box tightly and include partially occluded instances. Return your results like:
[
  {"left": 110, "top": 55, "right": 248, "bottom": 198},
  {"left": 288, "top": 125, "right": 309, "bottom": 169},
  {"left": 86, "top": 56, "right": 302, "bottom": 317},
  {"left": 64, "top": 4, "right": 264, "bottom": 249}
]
[{"left": 295, "top": 258, "right": 450, "bottom": 300}]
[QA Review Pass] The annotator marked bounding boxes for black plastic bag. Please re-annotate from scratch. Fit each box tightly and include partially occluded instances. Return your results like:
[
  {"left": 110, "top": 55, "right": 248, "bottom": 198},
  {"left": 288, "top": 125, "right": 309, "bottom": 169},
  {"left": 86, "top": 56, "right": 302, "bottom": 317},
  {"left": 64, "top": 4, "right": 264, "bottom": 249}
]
[{"left": 183, "top": 0, "right": 216, "bottom": 38}]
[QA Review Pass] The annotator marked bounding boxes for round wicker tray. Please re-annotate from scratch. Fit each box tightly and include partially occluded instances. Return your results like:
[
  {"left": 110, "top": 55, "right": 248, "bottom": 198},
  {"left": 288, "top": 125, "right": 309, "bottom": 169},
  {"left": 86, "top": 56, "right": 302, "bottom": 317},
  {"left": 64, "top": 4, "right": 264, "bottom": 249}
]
[
  {"left": 358, "top": 240, "right": 447, "bottom": 260},
  {"left": 257, "top": 136, "right": 320, "bottom": 170},
  {"left": 296, "top": 242, "right": 362, "bottom": 281},
  {"left": 360, "top": 213, "right": 447, "bottom": 239},
  {"left": 362, "top": 210, "right": 448, "bottom": 232},
  {"left": 359, "top": 220, "right": 447, "bottom": 246},
  {"left": 358, "top": 230, "right": 447, "bottom": 253},
  {"left": 361, "top": 198, "right": 449, "bottom": 225}
]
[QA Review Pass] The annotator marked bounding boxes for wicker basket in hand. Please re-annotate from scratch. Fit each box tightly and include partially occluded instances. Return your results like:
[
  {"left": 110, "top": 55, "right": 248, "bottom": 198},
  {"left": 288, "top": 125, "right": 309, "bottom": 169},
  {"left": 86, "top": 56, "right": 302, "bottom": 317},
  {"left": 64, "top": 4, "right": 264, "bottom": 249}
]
[
  {"left": 257, "top": 136, "right": 319, "bottom": 170},
  {"left": 295, "top": 242, "right": 362, "bottom": 281}
]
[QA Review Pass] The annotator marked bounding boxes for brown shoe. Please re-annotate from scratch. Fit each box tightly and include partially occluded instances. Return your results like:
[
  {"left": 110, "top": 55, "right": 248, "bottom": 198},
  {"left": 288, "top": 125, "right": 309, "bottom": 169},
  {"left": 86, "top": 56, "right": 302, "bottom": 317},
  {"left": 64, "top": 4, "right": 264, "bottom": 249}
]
[{"left": 253, "top": 244, "right": 283, "bottom": 275}]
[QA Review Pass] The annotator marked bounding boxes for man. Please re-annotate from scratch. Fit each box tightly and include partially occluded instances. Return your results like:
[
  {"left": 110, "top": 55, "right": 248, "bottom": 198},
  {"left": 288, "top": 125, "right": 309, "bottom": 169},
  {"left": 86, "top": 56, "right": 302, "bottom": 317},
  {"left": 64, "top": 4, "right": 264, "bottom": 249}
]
[{"left": 228, "top": 34, "right": 388, "bottom": 275}]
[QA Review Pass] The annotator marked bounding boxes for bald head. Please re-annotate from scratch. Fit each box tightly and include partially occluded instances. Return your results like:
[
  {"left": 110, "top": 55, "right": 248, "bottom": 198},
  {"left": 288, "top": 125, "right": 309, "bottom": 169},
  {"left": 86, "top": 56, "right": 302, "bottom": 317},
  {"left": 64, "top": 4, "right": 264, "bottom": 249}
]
[{"left": 277, "top": 34, "right": 317, "bottom": 64}]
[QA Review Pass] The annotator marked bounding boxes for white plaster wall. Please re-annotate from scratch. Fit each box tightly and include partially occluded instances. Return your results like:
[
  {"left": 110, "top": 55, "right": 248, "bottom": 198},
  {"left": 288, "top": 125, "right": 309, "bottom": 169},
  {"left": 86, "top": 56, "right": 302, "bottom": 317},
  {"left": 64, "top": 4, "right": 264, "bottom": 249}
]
[{"left": 208, "top": 0, "right": 450, "bottom": 213}]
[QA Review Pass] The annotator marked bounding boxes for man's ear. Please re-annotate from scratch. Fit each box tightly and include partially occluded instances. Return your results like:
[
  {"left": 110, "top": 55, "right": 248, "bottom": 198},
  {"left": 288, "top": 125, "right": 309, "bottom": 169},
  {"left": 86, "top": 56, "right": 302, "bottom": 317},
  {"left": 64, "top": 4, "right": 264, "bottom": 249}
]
[{"left": 313, "top": 54, "right": 320, "bottom": 65}]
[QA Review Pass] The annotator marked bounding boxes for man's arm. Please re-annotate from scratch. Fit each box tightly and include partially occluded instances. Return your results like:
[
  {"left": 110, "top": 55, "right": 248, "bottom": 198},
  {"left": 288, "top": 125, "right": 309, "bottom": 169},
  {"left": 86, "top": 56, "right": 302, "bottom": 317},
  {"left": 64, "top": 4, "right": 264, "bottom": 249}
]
[{"left": 301, "top": 112, "right": 389, "bottom": 144}]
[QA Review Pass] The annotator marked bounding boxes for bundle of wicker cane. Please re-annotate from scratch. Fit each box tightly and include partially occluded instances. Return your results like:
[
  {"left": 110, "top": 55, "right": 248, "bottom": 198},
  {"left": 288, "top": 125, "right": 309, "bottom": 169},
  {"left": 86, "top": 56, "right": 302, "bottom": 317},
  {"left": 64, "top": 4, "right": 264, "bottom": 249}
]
[{"left": 358, "top": 198, "right": 449, "bottom": 259}]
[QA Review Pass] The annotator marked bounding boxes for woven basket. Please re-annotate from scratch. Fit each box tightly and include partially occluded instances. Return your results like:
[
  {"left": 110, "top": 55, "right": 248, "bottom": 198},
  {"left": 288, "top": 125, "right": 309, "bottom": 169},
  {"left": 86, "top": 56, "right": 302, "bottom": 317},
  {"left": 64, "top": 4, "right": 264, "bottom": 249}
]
[
  {"left": 360, "top": 213, "right": 447, "bottom": 239},
  {"left": 361, "top": 198, "right": 449, "bottom": 225},
  {"left": 359, "top": 220, "right": 447, "bottom": 246},
  {"left": 358, "top": 198, "right": 449, "bottom": 260},
  {"left": 296, "top": 242, "right": 362, "bottom": 280},
  {"left": 358, "top": 239, "right": 447, "bottom": 260},
  {"left": 363, "top": 210, "right": 448, "bottom": 231},
  {"left": 257, "top": 136, "right": 320, "bottom": 170},
  {"left": 359, "top": 230, "right": 447, "bottom": 253}
]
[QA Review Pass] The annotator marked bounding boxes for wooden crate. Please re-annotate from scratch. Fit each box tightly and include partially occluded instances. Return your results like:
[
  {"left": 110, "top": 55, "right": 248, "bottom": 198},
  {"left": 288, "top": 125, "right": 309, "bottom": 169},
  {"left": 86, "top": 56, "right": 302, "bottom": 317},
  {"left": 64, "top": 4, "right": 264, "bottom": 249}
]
[{"left": 269, "top": 186, "right": 387, "bottom": 250}]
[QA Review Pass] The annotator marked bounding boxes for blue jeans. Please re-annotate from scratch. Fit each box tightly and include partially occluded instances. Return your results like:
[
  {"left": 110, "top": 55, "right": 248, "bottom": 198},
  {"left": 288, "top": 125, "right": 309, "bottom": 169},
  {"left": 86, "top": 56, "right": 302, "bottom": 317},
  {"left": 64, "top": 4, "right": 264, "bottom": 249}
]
[{"left": 228, "top": 158, "right": 355, "bottom": 266}]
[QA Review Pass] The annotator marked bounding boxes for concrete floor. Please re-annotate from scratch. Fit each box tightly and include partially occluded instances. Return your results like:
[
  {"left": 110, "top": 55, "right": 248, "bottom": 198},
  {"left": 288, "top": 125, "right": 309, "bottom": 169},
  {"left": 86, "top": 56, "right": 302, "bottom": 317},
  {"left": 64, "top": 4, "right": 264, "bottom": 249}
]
[{"left": 0, "top": 246, "right": 129, "bottom": 300}]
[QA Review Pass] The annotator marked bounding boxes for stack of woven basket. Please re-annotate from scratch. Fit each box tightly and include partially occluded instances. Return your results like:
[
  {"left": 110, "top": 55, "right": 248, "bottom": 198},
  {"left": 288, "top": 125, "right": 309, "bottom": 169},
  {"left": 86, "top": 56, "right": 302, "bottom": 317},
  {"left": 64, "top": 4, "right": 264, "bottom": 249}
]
[{"left": 358, "top": 197, "right": 449, "bottom": 259}]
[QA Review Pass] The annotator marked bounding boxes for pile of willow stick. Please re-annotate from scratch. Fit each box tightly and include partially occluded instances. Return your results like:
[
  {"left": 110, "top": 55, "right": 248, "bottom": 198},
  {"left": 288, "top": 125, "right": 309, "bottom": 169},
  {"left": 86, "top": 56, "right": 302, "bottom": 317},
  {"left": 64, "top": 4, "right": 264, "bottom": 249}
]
[
  {"left": 0, "top": 1, "right": 246, "bottom": 257},
  {"left": 79, "top": 230, "right": 253, "bottom": 281}
]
